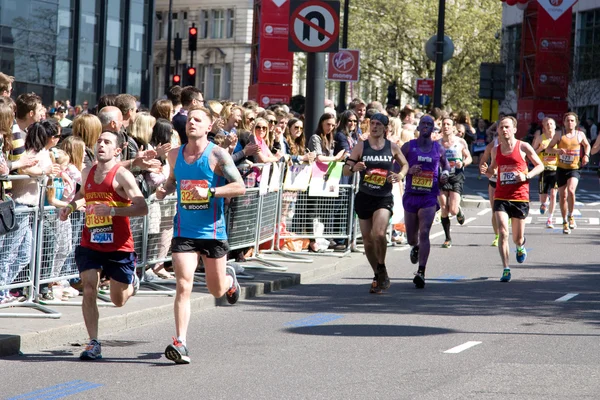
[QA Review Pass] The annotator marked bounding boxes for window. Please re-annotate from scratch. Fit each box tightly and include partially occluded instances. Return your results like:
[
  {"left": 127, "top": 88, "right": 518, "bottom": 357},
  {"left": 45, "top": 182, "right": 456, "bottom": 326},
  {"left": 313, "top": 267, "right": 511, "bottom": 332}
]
[
  {"left": 577, "top": 9, "right": 600, "bottom": 81},
  {"left": 212, "top": 66, "right": 221, "bottom": 98},
  {"left": 156, "top": 12, "right": 163, "bottom": 40},
  {"left": 198, "top": 64, "right": 206, "bottom": 93},
  {"left": 224, "top": 63, "right": 231, "bottom": 99},
  {"left": 226, "top": 9, "right": 234, "bottom": 38},
  {"left": 172, "top": 12, "right": 179, "bottom": 38},
  {"left": 503, "top": 24, "right": 521, "bottom": 91},
  {"left": 211, "top": 10, "right": 224, "bottom": 39},
  {"left": 200, "top": 10, "right": 209, "bottom": 39}
]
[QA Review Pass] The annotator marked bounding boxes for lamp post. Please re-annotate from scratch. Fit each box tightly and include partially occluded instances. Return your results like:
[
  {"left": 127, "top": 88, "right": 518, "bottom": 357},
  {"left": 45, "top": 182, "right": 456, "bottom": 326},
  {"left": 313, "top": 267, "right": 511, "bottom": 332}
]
[
  {"left": 433, "top": 0, "right": 445, "bottom": 108},
  {"left": 336, "top": 0, "right": 350, "bottom": 113},
  {"left": 164, "top": 0, "right": 173, "bottom": 94}
]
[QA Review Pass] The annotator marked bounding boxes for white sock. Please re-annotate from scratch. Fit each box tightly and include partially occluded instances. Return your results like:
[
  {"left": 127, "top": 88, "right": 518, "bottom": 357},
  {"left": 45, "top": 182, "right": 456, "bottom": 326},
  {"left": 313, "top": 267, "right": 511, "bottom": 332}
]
[{"left": 177, "top": 336, "right": 186, "bottom": 345}]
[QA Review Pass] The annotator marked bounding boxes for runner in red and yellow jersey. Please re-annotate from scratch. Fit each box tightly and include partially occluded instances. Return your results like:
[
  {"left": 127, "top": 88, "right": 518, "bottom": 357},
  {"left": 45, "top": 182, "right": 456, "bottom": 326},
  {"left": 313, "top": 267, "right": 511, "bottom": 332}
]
[
  {"left": 545, "top": 112, "right": 591, "bottom": 234},
  {"left": 59, "top": 130, "right": 148, "bottom": 361},
  {"left": 485, "top": 116, "right": 544, "bottom": 282}
]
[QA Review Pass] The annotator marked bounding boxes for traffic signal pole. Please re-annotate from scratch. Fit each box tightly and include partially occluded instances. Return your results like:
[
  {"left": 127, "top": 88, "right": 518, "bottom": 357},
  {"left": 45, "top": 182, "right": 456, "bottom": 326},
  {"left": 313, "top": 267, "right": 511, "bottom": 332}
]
[{"left": 164, "top": 0, "right": 173, "bottom": 94}]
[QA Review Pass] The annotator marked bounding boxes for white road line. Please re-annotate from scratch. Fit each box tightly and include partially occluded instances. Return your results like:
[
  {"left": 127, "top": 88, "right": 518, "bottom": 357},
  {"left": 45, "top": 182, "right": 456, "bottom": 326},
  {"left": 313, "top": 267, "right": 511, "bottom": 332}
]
[
  {"left": 395, "top": 230, "right": 446, "bottom": 251},
  {"left": 589, "top": 217, "right": 599, "bottom": 225},
  {"left": 590, "top": 194, "right": 600, "bottom": 200},
  {"left": 555, "top": 293, "right": 578, "bottom": 302},
  {"left": 587, "top": 202, "right": 600, "bottom": 206},
  {"left": 579, "top": 189, "right": 588, "bottom": 193},
  {"left": 476, "top": 192, "right": 488, "bottom": 198},
  {"left": 573, "top": 209, "right": 582, "bottom": 217},
  {"left": 477, "top": 208, "right": 491, "bottom": 216},
  {"left": 524, "top": 217, "right": 532, "bottom": 224},
  {"left": 575, "top": 202, "right": 584, "bottom": 206},
  {"left": 529, "top": 209, "right": 541, "bottom": 215},
  {"left": 462, "top": 217, "right": 476, "bottom": 225},
  {"left": 444, "top": 341, "right": 482, "bottom": 354}
]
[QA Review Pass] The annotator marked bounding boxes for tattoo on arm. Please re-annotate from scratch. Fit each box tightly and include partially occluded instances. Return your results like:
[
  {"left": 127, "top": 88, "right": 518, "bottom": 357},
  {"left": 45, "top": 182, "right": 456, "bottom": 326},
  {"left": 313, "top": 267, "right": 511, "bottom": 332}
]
[{"left": 216, "top": 148, "right": 244, "bottom": 185}]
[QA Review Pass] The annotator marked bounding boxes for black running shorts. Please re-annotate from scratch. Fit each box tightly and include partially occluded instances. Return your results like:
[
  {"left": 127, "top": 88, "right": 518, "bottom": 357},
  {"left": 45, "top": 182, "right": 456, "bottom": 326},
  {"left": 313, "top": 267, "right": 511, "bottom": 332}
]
[{"left": 493, "top": 200, "right": 529, "bottom": 220}]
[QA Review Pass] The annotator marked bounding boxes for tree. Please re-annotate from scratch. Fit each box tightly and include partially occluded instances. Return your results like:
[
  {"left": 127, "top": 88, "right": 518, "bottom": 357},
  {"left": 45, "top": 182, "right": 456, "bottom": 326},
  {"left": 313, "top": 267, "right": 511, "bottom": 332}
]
[{"left": 348, "top": 0, "right": 502, "bottom": 115}]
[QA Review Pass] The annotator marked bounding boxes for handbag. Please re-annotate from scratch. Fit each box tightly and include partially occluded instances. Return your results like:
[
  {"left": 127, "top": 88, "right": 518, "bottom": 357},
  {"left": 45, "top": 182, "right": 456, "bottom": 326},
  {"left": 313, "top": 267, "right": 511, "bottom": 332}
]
[{"left": 0, "top": 182, "right": 18, "bottom": 235}]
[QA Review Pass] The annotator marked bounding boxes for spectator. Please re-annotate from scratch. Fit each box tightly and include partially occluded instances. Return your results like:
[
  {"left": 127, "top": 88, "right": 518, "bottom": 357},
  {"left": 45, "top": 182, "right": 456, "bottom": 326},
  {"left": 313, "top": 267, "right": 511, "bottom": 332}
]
[
  {"left": 308, "top": 112, "right": 345, "bottom": 163},
  {"left": 0, "top": 72, "right": 14, "bottom": 97},
  {"left": 249, "top": 117, "right": 280, "bottom": 163},
  {"left": 72, "top": 113, "right": 102, "bottom": 169},
  {"left": 334, "top": 110, "right": 359, "bottom": 184},
  {"left": 167, "top": 85, "right": 183, "bottom": 115},
  {"left": 150, "top": 99, "right": 174, "bottom": 121},
  {"left": 114, "top": 93, "right": 138, "bottom": 130},
  {"left": 283, "top": 118, "right": 315, "bottom": 164},
  {"left": 586, "top": 117, "right": 597, "bottom": 143},
  {"left": 55, "top": 106, "right": 72, "bottom": 128}
]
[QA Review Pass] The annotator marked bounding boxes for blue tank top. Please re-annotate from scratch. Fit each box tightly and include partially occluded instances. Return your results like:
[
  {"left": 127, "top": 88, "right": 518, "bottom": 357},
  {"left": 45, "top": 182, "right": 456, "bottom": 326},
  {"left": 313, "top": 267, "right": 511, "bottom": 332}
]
[
  {"left": 174, "top": 142, "right": 227, "bottom": 240},
  {"left": 405, "top": 139, "right": 441, "bottom": 196}
]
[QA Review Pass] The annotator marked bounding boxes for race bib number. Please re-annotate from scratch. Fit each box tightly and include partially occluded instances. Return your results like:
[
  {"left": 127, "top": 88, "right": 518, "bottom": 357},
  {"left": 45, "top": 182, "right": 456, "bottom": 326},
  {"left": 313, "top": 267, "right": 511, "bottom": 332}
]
[
  {"left": 180, "top": 179, "right": 210, "bottom": 210},
  {"left": 363, "top": 168, "right": 387, "bottom": 187},
  {"left": 412, "top": 170, "right": 434, "bottom": 191},
  {"left": 473, "top": 139, "right": 486, "bottom": 153},
  {"left": 559, "top": 149, "right": 578, "bottom": 164},
  {"left": 542, "top": 152, "right": 557, "bottom": 164},
  {"left": 86, "top": 204, "right": 114, "bottom": 243},
  {"left": 499, "top": 164, "right": 519, "bottom": 185}
]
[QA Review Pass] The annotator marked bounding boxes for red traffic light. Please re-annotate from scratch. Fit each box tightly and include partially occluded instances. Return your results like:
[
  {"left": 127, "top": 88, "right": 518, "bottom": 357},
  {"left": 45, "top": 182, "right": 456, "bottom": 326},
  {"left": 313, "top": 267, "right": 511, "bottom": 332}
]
[
  {"left": 187, "top": 67, "right": 196, "bottom": 76},
  {"left": 189, "top": 27, "right": 197, "bottom": 36},
  {"left": 173, "top": 74, "right": 181, "bottom": 84}
]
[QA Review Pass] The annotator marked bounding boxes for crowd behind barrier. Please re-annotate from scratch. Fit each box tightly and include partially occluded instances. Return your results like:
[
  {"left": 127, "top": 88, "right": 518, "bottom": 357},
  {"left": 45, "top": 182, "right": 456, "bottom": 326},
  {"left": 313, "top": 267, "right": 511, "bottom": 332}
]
[{"left": 0, "top": 161, "right": 371, "bottom": 318}]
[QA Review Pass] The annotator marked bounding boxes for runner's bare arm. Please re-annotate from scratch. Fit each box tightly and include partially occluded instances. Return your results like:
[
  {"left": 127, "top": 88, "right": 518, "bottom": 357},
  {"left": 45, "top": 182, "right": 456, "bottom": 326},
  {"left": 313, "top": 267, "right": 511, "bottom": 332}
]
[
  {"left": 521, "top": 142, "right": 544, "bottom": 180},
  {"left": 580, "top": 133, "right": 591, "bottom": 166},
  {"left": 460, "top": 138, "right": 472, "bottom": 168},
  {"left": 438, "top": 142, "right": 451, "bottom": 173},
  {"left": 158, "top": 147, "right": 178, "bottom": 199},
  {"left": 544, "top": 132, "right": 562, "bottom": 154},
  {"left": 485, "top": 147, "right": 498, "bottom": 178},
  {"left": 531, "top": 130, "right": 543, "bottom": 153},
  {"left": 592, "top": 136, "right": 600, "bottom": 155},
  {"left": 213, "top": 146, "right": 246, "bottom": 197},
  {"left": 479, "top": 141, "right": 494, "bottom": 172},
  {"left": 111, "top": 167, "right": 148, "bottom": 217},
  {"left": 391, "top": 143, "right": 408, "bottom": 179},
  {"left": 342, "top": 141, "right": 364, "bottom": 176}
]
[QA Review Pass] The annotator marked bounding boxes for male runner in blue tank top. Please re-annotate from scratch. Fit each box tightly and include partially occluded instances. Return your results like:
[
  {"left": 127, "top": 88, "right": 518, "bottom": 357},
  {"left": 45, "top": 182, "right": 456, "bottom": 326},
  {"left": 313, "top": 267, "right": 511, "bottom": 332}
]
[
  {"left": 401, "top": 115, "right": 450, "bottom": 288},
  {"left": 343, "top": 113, "right": 409, "bottom": 294},
  {"left": 156, "top": 105, "right": 246, "bottom": 364}
]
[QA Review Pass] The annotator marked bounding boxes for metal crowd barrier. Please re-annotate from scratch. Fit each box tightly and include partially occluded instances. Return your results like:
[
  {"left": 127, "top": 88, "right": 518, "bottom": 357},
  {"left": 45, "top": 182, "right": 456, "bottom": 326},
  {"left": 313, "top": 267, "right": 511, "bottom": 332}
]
[{"left": 0, "top": 161, "right": 379, "bottom": 318}]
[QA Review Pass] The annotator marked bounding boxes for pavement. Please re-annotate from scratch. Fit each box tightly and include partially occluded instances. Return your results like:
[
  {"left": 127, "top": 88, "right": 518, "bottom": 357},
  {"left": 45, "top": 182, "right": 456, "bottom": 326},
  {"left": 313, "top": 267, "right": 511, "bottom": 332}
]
[{"left": 0, "top": 250, "right": 374, "bottom": 357}]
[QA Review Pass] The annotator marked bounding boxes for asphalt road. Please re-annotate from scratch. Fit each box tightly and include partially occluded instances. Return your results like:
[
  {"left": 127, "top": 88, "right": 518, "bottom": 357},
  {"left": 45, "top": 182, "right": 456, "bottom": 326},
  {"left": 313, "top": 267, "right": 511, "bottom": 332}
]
[{"left": 2, "top": 170, "right": 600, "bottom": 400}]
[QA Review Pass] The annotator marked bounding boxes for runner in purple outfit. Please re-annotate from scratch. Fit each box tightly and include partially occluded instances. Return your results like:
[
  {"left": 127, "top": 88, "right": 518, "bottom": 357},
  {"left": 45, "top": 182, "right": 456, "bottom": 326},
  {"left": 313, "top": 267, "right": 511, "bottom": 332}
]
[{"left": 401, "top": 115, "right": 450, "bottom": 288}]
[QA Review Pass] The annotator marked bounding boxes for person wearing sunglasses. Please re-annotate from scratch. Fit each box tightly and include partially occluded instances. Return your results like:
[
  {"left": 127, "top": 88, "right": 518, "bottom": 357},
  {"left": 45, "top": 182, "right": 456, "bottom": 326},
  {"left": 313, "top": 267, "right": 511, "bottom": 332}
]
[{"left": 249, "top": 117, "right": 280, "bottom": 163}]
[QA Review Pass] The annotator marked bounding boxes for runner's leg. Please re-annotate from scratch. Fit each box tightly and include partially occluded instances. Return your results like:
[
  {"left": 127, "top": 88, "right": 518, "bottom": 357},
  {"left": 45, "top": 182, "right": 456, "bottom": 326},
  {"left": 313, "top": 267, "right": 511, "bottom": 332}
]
[
  {"left": 80, "top": 269, "right": 101, "bottom": 340},
  {"left": 404, "top": 211, "right": 419, "bottom": 247},
  {"left": 495, "top": 211, "right": 510, "bottom": 269},
  {"left": 566, "top": 177, "right": 578, "bottom": 216},
  {"left": 202, "top": 255, "right": 233, "bottom": 298},
  {"left": 417, "top": 206, "right": 437, "bottom": 269},
  {"left": 172, "top": 252, "right": 200, "bottom": 341},
  {"left": 358, "top": 218, "right": 378, "bottom": 273},
  {"left": 371, "top": 208, "right": 392, "bottom": 265},
  {"left": 558, "top": 184, "right": 568, "bottom": 220}
]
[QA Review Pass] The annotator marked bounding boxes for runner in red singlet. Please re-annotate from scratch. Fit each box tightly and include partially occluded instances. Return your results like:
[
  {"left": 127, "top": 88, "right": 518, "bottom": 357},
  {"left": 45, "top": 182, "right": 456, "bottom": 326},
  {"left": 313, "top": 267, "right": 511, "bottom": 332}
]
[
  {"left": 59, "top": 131, "right": 148, "bottom": 360},
  {"left": 485, "top": 116, "right": 544, "bottom": 282}
]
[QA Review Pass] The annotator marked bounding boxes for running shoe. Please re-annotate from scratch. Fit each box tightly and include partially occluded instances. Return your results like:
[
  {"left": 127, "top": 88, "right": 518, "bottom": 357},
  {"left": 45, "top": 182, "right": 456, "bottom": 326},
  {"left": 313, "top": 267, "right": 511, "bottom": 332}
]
[
  {"left": 500, "top": 268, "right": 511, "bottom": 282},
  {"left": 442, "top": 240, "right": 452, "bottom": 249},
  {"left": 377, "top": 265, "right": 391, "bottom": 290},
  {"left": 80, "top": 339, "right": 102, "bottom": 360},
  {"left": 540, "top": 202, "right": 548, "bottom": 215},
  {"left": 516, "top": 246, "right": 527, "bottom": 264},
  {"left": 413, "top": 271, "right": 425, "bottom": 289},
  {"left": 132, "top": 273, "right": 140, "bottom": 296},
  {"left": 568, "top": 216, "right": 577, "bottom": 230},
  {"left": 491, "top": 235, "right": 499, "bottom": 247},
  {"left": 410, "top": 246, "right": 419, "bottom": 264},
  {"left": 165, "top": 337, "right": 190, "bottom": 364},
  {"left": 546, "top": 218, "right": 554, "bottom": 229},
  {"left": 369, "top": 277, "right": 383, "bottom": 294},
  {"left": 456, "top": 208, "right": 465, "bottom": 225},
  {"left": 563, "top": 222, "right": 571, "bottom": 235},
  {"left": 225, "top": 265, "right": 240, "bottom": 305}
]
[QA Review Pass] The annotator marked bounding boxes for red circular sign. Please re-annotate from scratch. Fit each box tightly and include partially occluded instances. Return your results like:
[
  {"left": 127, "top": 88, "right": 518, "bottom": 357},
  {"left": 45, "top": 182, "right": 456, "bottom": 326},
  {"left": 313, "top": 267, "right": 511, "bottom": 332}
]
[{"left": 290, "top": 0, "right": 339, "bottom": 53}]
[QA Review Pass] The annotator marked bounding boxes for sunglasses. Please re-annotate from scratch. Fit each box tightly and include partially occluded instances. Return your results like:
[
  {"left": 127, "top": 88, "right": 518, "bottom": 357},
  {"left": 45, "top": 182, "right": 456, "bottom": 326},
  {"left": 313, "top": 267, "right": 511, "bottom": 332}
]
[
  {"left": 255, "top": 126, "right": 268, "bottom": 131},
  {"left": 247, "top": 117, "right": 255, "bottom": 122},
  {"left": 268, "top": 120, "right": 276, "bottom": 125},
  {"left": 348, "top": 119, "right": 357, "bottom": 123},
  {"left": 293, "top": 125, "right": 303, "bottom": 130}
]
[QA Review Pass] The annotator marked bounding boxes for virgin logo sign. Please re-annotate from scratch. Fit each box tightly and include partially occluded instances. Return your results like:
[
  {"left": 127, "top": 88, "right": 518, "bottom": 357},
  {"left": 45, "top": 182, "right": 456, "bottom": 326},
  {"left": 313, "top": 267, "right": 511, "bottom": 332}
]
[
  {"left": 538, "top": 0, "right": 578, "bottom": 21},
  {"left": 327, "top": 49, "right": 360, "bottom": 82}
]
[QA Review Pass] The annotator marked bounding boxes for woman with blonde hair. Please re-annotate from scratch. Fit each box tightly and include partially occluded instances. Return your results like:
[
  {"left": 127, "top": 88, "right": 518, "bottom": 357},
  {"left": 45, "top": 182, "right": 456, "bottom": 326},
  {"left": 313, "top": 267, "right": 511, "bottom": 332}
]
[
  {"left": 128, "top": 112, "right": 156, "bottom": 148},
  {"left": 72, "top": 113, "right": 102, "bottom": 168}
]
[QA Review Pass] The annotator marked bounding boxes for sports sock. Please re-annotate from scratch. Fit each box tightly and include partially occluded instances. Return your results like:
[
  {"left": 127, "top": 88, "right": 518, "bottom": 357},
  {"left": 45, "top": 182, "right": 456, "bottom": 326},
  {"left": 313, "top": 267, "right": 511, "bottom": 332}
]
[
  {"left": 177, "top": 336, "right": 186, "bottom": 346},
  {"left": 417, "top": 267, "right": 426, "bottom": 275},
  {"left": 441, "top": 216, "right": 451, "bottom": 240}
]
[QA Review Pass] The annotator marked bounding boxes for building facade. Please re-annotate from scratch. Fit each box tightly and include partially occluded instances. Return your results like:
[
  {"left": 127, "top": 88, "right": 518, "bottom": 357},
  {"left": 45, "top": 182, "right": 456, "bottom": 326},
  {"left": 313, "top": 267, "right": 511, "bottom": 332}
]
[
  {"left": 0, "top": 0, "right": 154, "bottom": 107},
  {"left": 502, "top": 0, "right": 600, "bottom": 121},
  {"left": 153, "top": 0, "right": 253, "bottom": 102}
]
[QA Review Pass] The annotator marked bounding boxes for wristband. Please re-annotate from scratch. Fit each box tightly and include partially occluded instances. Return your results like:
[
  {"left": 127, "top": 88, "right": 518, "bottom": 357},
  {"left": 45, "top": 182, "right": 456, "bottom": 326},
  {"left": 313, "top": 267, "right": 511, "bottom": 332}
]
[{"left": 67, "top": 204, "right": 75, "bottom": 213}]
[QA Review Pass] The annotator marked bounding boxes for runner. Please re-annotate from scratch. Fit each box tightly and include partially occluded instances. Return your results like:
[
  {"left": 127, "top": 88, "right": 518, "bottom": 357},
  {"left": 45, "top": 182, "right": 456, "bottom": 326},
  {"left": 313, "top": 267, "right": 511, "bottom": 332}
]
[
  {"left": 479, "top": 136, "right": 500, "bottom": 246},
  {"left": 544, "top": 112, "right": 591, "bottom": 234},
  {"left": 531, "top": 117, "right": 558, "bottom": 228},
  {"left": 401, "top": 115, "right": 450, "bottom": 289},
  {"left": 59, "top": 130, "right": 148, "bottom": 360},
  {"left": 155, "top": 106, "right": 246, "bottom": 364},
  {"left": 484, "top": 116, "right": 544, "bottom": 282},
  {"left": 438, "top": 117, "right": 472, "bottom": 248},
  {"left": 343, "top": 113, "right": 408, "bottom": 294}
]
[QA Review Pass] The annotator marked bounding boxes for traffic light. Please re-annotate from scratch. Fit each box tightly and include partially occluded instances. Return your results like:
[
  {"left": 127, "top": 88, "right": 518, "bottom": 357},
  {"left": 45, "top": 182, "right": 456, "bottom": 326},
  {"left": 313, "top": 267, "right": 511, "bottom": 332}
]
[
  {"left": 185, "top": 67, "right": 196, "bottom": 86},
  {"left": 173, "top": 74, "right": 181, "bottom": 85},
  {"left": 188, "top": 25, "right": 198, "bottom": 52}
]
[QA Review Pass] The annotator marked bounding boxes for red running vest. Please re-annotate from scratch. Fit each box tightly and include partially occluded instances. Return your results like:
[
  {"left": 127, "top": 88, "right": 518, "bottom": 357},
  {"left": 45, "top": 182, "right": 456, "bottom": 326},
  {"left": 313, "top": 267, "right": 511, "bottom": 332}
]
[
  {"left": 80, "top": 164, "right": 134, "bottom": 252},
  {"left": 494, "top": 140, "right": 529, "bottom": 202}
]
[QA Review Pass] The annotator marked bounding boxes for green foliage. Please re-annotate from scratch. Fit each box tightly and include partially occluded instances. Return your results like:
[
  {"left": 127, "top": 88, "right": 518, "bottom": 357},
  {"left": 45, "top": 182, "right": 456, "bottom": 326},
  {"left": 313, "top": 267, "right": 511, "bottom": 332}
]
[{"left": 348, "top": 0, "right": 502, "bottom": 114}]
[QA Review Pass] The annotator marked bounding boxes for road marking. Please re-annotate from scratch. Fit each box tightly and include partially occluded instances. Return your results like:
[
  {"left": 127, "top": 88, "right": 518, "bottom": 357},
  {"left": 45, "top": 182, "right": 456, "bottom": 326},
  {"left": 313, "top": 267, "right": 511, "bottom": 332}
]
[
  {"left": 589, "top": 217, "right": 599, "bottom": 225},
  {"left": 284, "top": 313, "right": 342, "bottom": 328},
  {"left": 525, "top": 217, "right": 532, "bottom": 224},
  {"left": 555, "top": 293, "right": 578, "bottom": 302},
  {"left": 573, "top": 209, "right": 582, "bottom": 217},
  {"left": 579, "top": 189, "right": 588, "bottom": 193},
  {"left": 432, "top": 274, "right": 467, "bottom": 282},
  {"left": 575, "top": 201, "right": 584, "bottom": 206},
  {"left": 477, "top": 208, "right": 491, "bottom": 216},
  {"left": 444, "top": 341, "right": 482, "bottom": 354},
  {"left": 476, "top": 192, "right": 489, "bottom": 198},
  {"left": 7, "top": 380, "right": 103, "bottom": 400},
  {"left": 462, "top": 217, "right": 476, "bottom": 225},
  {"left": 587, "top": 202, "right": 600, "bottom": 206},
  {"left": 395, "top": 230, "right": 445, "bottom": 251},
  {"left": 590, "top": 194, "right": 600, "bottom": 200}
]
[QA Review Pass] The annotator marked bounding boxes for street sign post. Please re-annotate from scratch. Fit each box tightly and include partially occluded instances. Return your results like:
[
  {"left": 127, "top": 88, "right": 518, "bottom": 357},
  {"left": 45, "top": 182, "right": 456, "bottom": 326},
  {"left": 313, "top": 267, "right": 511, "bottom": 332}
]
[{"left": 416, "top": 78, "right": 434, "bottom": 96}]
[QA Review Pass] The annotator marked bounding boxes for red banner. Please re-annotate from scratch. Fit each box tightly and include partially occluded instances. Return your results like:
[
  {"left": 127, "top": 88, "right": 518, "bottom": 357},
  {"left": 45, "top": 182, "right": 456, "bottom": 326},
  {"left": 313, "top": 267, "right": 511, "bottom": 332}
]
[{"left": 248, "top": 83, "right": 292, "bottom": 107}]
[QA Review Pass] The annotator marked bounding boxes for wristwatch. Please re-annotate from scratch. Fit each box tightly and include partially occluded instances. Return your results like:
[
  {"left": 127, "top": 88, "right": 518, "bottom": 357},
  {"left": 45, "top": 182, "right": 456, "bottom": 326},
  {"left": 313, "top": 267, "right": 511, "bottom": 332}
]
[
  {"left": 109, "top": 207, "right": 116, "bottom": 217},
  {"left": 209, "top": 187, "right": 216, "bottom": 197}
]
